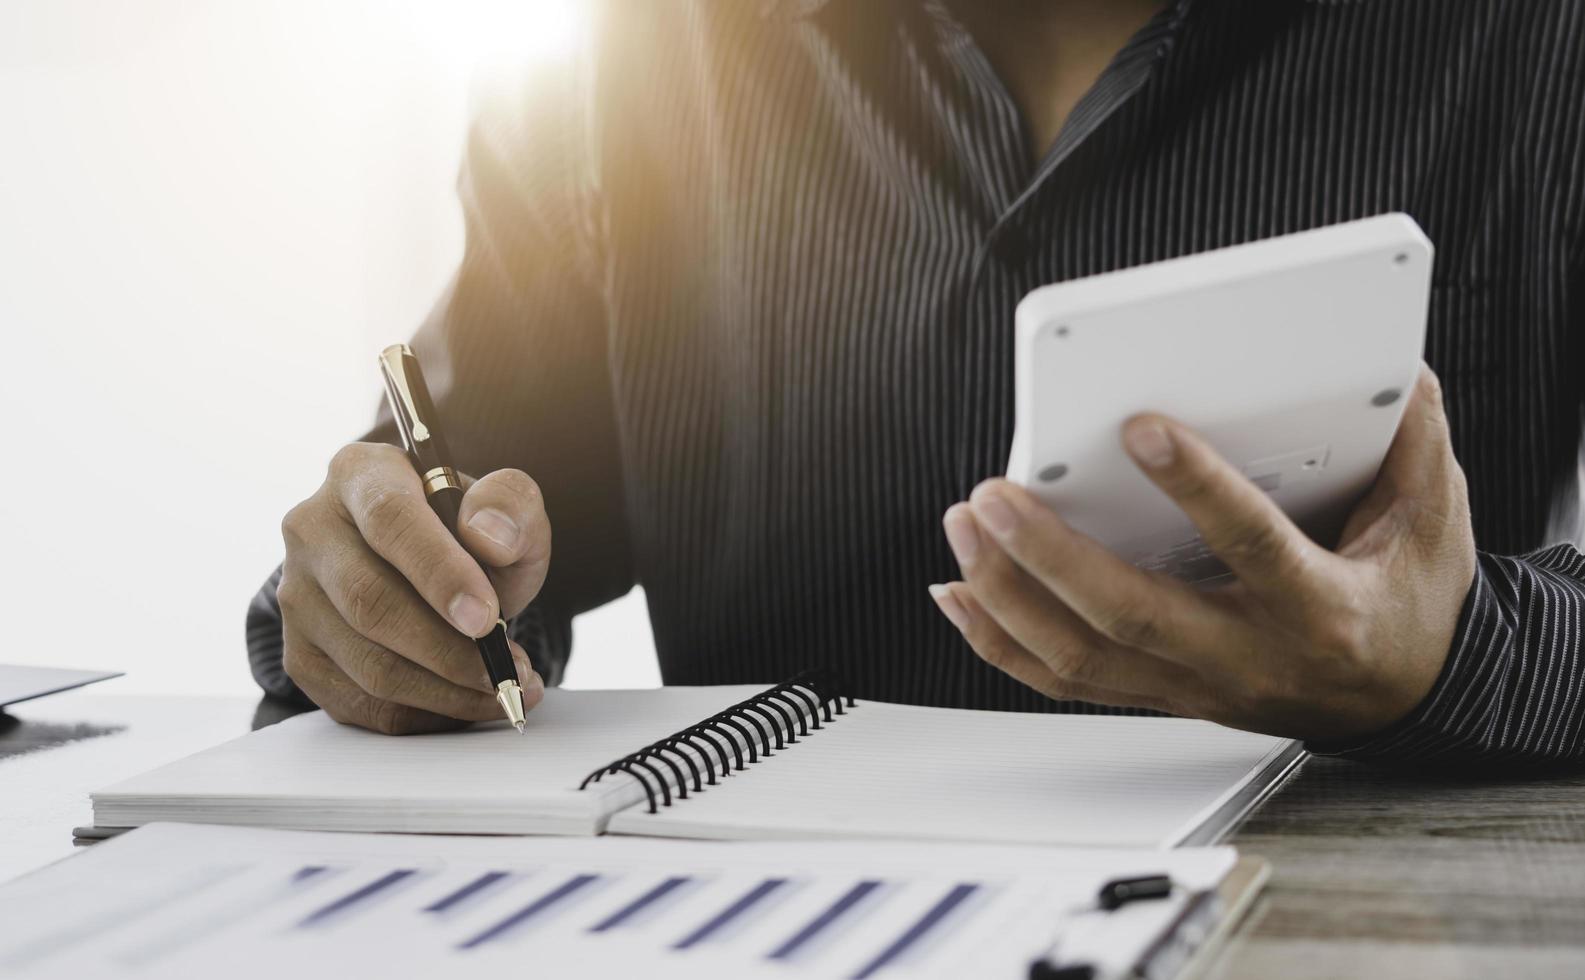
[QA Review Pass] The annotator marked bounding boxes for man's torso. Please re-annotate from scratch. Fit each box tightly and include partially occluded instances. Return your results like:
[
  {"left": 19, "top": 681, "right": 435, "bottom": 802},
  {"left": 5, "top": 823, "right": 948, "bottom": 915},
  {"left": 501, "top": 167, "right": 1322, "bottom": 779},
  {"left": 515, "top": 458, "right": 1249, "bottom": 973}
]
[{"left": 548, "top": 0, "right": 1585, "bottom": 704}]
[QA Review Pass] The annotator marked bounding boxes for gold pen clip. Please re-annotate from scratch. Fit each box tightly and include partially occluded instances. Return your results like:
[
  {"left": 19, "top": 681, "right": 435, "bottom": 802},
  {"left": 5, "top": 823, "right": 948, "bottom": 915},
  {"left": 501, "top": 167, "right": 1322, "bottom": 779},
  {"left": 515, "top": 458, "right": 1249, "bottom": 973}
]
[{"left": 378, "top": 344, "right": 431, "bottom": 445}]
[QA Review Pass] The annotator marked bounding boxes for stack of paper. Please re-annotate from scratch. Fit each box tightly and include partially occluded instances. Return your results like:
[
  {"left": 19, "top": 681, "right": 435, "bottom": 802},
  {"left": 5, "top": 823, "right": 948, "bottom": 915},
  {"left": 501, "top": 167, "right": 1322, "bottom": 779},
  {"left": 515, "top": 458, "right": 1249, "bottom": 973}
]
[{"left": 0, "top": 823, "right": 1240, "bottom": 980}]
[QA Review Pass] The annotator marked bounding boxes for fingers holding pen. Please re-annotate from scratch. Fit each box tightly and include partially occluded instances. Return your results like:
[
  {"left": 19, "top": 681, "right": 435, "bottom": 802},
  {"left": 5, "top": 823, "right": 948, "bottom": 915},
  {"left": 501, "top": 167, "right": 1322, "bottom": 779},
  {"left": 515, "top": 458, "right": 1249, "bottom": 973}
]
[
  {"left": 290, "top": 513, "right": 497, "bottom": 695},
  {"left": 278, "top": 546, "right": 544, "bottom": 727},
  {"left": 280, "top": 617, "right": 475, "bottom": 736},
  {"left": 456, "top": 469, "right": 553, "bottom": 618},
  {"left": 278, "top": 567, "right": 500, "bottom": 717},
  {"left": 328, "top": 443, "right": 501, "bottom": 638}
]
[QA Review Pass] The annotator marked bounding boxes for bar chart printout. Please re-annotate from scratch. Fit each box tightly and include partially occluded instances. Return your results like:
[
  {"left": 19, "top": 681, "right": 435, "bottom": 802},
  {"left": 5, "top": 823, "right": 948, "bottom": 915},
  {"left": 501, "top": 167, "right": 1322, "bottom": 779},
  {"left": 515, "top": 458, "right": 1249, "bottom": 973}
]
[{"left": 0, "top": 825, "right": 1238, "bottom": 980}]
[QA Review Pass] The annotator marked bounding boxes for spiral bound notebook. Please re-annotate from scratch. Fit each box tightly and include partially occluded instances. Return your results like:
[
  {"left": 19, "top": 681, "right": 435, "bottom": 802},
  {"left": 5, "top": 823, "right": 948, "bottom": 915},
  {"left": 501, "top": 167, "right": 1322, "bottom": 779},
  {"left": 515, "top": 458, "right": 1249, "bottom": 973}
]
[{"left": 92, "top": 674, "right": 1303, "bottom": 848}]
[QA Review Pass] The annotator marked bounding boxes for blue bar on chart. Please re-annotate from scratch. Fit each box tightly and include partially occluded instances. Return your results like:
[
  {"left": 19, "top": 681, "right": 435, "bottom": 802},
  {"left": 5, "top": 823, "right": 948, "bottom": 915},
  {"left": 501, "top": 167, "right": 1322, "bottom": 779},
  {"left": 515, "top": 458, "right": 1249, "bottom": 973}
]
[
  {"left": 588, "top": 876, "right": 693, "bottom": 933},
  {"left": 457, "top": 874, "right": 602, "bottom": 950},
  {"left": 297, "top": 869, "right": 419, "bottom": 929},
  {"left": 673, "top": 879, "right": 789, "bottom": 950},
  {"left": 424, "top": 871, "right": 513, "bottom": 914},
  {"left": 767, "top": 880, "right": 884, "bottom": 961},
  {"left": 850, "top": 883, "right": 981, "bottom": 980}
]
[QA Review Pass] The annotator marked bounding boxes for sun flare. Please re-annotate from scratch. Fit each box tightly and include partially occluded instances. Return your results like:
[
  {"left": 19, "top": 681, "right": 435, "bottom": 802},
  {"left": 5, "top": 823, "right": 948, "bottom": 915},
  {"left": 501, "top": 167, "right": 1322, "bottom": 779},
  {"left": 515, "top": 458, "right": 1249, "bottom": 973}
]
[{"left": 403, "top": 0, "right": 588, "bottom": 73}]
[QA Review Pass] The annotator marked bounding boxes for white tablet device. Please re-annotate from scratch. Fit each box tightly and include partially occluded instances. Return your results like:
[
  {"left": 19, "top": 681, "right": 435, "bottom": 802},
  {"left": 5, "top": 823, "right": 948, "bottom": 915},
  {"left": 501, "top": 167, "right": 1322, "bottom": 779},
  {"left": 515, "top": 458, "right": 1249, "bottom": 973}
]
[{"left": 1006, "top": 212, "right": 1432, "bottom": 583}]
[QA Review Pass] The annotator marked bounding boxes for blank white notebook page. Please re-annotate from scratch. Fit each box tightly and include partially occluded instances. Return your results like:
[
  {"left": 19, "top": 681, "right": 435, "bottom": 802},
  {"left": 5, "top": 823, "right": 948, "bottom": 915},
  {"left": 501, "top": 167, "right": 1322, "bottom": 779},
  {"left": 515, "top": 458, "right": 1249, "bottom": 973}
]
[
  {"left": 605, "top": 701, "right": 1291, "bottom": 847},
  {"left": 93, "top": 686, "right": 767, "bottom": 835}
]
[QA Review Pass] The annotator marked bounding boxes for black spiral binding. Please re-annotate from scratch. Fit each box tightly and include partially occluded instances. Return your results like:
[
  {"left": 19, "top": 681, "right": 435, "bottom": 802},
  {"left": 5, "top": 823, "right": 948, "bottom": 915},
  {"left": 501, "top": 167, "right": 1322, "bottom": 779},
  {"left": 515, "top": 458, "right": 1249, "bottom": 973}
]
[{"left": 577, "top": 669, "right": 856, "bottom": 814}]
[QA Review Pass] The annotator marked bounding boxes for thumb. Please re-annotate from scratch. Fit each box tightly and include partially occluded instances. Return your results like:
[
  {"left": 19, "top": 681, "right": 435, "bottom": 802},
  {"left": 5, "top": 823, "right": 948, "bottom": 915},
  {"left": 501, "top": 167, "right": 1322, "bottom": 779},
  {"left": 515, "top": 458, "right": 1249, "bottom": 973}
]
[
  {"left": 456, "top": 469, "right": 553, "bottom": 618},
  {"left": 1338, "top": 364, "right": 1470, "bottom": 556}
]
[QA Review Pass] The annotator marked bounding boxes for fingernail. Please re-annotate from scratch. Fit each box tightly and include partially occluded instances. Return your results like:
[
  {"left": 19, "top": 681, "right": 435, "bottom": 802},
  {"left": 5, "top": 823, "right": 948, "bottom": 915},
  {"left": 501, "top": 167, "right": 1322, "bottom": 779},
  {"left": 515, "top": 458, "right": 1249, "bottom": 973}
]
[
  {"left": 943, "top": 507, "right": 980, "bottom": 566},
  {"left": 448, "top": 593, "right": 492, "bottom": 636},
  {"left": 929, "top": 584, "right": 971, "bottom": 631},
  {"left": 1125, "top": 420, "right": 1175, "bottom": 469},
  {"left": 971, "top": 492, "right": 1018, "bottom": 539},
  {"left": 467, "top": 508, "right": 519, "bottom": 549}
]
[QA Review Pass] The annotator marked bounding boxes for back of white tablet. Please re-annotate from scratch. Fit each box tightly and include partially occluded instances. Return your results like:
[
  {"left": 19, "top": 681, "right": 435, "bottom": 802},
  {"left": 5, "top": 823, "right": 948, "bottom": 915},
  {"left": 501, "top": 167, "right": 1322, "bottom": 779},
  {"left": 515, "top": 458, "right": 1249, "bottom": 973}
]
[{"left": 1006, "top": 213, "right": 1432, "bottom": 582}]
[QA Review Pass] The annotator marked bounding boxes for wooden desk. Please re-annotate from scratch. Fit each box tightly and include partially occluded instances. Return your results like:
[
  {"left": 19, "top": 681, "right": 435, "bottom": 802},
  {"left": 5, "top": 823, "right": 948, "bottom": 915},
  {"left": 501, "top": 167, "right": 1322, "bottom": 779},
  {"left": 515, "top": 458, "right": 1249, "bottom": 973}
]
[
  {"left": 4, "top": 692, "right": 1585, "bottom": 976},
  {"left": 1203, "top": 757, "right": 1585, "bottom": 979}
]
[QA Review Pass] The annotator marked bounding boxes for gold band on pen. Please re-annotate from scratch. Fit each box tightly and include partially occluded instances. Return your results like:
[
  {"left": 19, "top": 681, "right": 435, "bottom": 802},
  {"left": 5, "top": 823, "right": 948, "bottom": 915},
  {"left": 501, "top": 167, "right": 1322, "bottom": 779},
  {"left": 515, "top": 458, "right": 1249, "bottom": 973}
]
[{"left": 422, "top": 466, "right": 460, "bottom": 495}]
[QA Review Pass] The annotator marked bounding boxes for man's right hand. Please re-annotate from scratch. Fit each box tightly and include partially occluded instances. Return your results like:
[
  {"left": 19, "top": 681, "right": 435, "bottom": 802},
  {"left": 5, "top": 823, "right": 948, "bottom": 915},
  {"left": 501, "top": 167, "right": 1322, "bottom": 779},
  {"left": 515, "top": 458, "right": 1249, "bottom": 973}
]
[{"left": 277, "top": 443, "right": 552, "bottom": 734}]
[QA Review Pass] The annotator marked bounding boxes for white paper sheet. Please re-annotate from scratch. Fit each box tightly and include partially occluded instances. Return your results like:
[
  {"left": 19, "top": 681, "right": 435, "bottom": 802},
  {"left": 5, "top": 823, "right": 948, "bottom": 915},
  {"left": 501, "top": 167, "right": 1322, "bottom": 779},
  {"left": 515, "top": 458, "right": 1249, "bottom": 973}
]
[
  {"left": 0, "top": 823, "right": 1237, "bottom": 980},
  {"left": 608, "top": 702, "right": 1294, "bottom": 848},
  {"left": 92, "top": 686, "right": 770, "bottom": 835}
]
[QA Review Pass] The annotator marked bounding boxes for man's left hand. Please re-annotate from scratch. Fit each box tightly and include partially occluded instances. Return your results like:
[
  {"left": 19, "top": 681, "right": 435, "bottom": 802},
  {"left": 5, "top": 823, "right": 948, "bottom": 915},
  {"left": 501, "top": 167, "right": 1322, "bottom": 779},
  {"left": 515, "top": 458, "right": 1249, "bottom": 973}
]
[{"left": 932, "top": 365, "right": 1477, "bottom": 742}]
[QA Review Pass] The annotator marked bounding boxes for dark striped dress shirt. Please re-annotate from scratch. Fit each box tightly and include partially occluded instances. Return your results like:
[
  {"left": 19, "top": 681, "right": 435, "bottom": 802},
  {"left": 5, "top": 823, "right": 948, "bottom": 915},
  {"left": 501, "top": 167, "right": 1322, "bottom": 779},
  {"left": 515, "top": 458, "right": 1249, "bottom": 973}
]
[{"left": 249, "top": 0, "right": 1585, "bottom": 765}]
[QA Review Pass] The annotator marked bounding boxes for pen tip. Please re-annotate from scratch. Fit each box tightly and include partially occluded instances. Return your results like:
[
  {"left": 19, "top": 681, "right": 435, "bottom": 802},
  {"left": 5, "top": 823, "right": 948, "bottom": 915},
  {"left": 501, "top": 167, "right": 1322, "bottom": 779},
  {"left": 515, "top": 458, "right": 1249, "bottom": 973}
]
[{"left": 495, "top": 681, "right": 527, "bottom": 732}]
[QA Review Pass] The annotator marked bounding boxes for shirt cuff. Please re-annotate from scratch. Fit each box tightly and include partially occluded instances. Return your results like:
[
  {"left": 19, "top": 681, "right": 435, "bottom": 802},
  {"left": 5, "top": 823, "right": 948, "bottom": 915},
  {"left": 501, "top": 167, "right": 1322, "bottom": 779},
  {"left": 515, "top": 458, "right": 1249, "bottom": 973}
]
[
  {"left": 1304, "top": 560, "right": 1496, "bottom": 764},
  {"left": 246, "top": 565, "right": 315, "bottom": 708}
]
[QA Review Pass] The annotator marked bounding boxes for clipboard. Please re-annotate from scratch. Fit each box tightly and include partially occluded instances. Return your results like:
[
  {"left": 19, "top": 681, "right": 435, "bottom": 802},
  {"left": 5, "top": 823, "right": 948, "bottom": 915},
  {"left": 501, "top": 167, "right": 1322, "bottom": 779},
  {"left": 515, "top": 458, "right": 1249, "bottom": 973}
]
[
  {"left": 1174, "top": 856, "right": 1272, "bottom": 980},
  {"left": 1033, "top": 856, "right": 1272, "bottom": 980}
]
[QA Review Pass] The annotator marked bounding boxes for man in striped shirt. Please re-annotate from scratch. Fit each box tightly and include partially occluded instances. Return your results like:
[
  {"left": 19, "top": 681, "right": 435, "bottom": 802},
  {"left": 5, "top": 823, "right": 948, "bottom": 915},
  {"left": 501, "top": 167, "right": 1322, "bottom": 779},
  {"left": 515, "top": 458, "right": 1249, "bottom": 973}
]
[{"left": 250, "top": 0, "right": 1585, "bottom": 765}]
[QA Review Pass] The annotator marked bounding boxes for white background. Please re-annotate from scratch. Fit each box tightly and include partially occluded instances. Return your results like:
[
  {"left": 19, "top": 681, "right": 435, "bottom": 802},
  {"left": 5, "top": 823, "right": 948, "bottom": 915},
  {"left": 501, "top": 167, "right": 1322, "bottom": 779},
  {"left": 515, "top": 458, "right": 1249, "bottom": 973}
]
[{"left": 0, "top": 0, "right": 659, "bottom": 695}]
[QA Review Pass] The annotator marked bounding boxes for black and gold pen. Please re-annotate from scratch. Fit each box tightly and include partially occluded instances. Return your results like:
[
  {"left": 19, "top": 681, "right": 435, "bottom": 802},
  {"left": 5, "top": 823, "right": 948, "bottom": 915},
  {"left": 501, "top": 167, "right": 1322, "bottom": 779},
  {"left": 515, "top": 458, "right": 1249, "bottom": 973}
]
[{"left": 378, "top": 343, "right": 527, "bottom": 733}]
